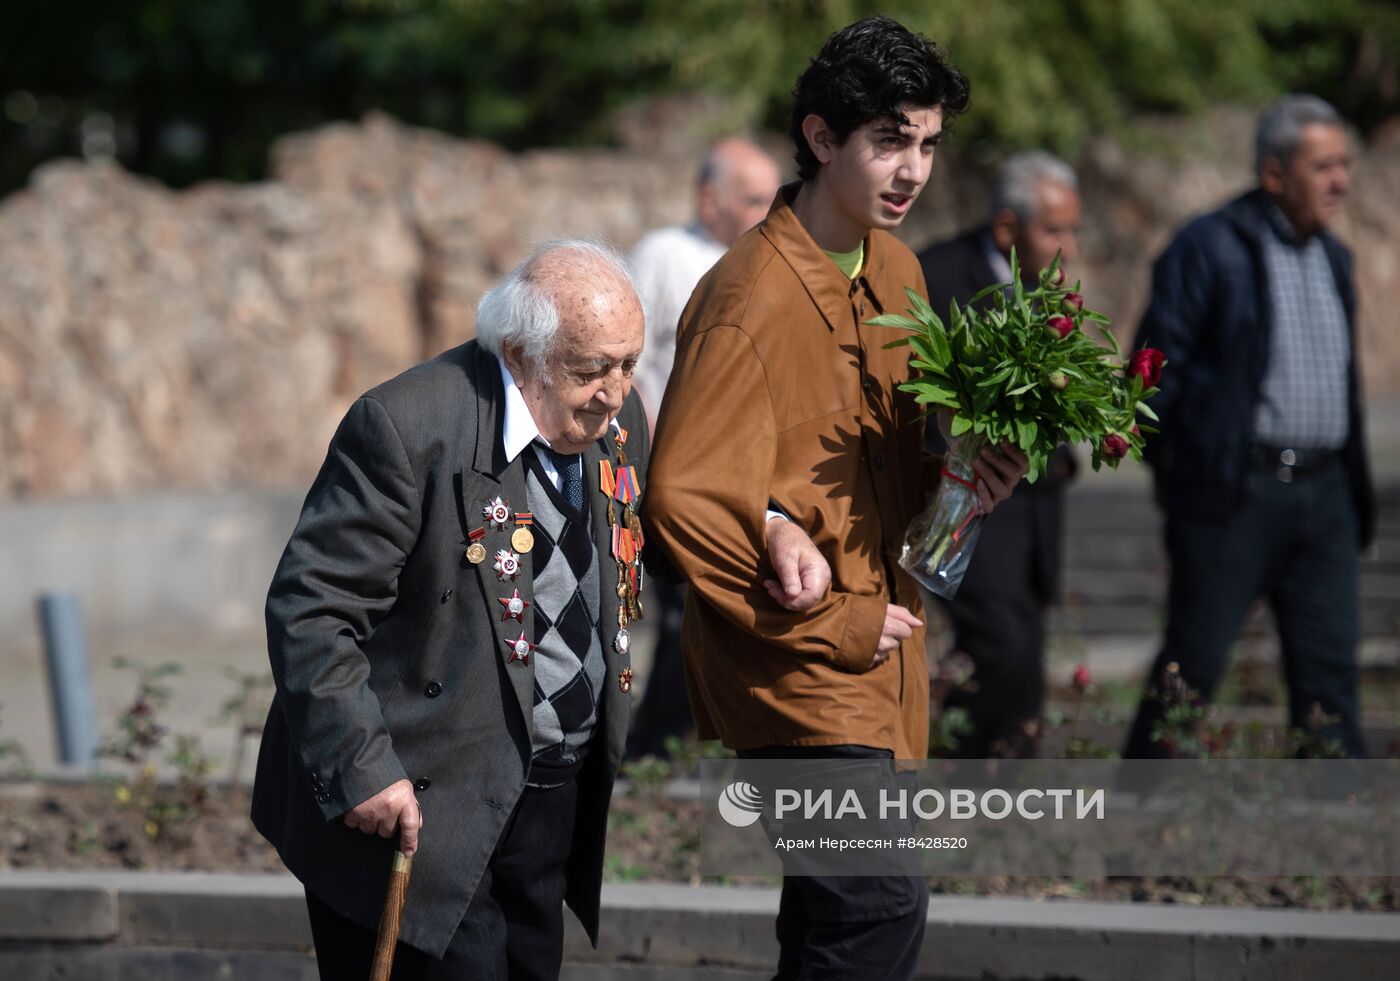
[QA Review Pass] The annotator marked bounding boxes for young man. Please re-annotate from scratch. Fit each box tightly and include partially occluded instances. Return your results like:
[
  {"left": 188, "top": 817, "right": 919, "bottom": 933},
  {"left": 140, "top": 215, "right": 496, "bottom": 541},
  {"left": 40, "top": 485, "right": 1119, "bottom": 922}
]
[{"left": 645, "top": 16, "right": 1027, "bottom": 979}]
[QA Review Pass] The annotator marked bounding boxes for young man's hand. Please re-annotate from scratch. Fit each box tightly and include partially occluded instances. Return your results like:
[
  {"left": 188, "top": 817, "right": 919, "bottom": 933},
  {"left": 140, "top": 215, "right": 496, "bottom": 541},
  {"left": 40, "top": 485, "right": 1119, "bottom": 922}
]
[
  {"left": 872, "top": 604, "right": 923, "bottom": 668},
  {"left": 763, "top": 517, "right": 832, "bottom": 612},
  {"left": 973, "top": 441, "right": 1030, "bottom": 513}
]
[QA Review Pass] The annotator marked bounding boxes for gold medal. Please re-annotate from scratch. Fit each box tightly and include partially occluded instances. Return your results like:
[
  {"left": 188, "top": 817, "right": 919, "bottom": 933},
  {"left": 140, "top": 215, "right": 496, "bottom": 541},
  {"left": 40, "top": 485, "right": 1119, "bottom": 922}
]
[
  {"left": 511, "top": 527, "right": 535, "bottom": 553},
  {"left": 466, "top": 542, "right": 487, "bottom": 564}
]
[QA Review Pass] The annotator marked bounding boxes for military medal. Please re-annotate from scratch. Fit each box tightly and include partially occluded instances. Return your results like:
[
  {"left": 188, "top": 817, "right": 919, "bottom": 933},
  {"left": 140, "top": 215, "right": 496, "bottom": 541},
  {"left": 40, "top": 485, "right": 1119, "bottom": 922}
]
[
  {"left": 483, "top": 496, "right": 512, "bottom": 530},
  {"left": 493, "top": 548, "right": 520, "bottom": 581},
  {"left": 504, "top": 630, "right": 535, "bottom": 665},
  {"left": 498, "top": 588, "right": 529, "bottom": 623},
  {"left": 602, "top": 424, "right": 645, "bottom": 668},
  {"left": 465, "top": 527, "right": 487, "bottom": 565},
  {"left": 511, "top": 512, "right": 535, "bottom": 553}
]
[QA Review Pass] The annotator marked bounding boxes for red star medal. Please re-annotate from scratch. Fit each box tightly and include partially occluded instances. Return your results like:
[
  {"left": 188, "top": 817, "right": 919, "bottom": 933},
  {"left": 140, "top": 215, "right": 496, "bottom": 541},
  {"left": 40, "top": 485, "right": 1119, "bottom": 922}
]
[
  {"left": 498, "top": 588, "right": 529, "bottom": 622},
  {"left": 505, "top": 630, "right": 535, "bottom": 665}
]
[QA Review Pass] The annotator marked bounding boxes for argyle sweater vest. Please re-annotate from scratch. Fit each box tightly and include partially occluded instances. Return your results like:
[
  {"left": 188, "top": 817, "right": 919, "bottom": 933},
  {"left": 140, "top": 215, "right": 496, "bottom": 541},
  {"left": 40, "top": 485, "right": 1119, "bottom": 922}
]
[{"left": 523, "top": 451, "right": 605, "bottom": 785}]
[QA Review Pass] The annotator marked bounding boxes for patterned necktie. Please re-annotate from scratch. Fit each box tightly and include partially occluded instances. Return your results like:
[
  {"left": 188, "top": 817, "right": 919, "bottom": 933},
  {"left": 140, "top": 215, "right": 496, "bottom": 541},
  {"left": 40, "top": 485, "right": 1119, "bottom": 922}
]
[{"left": 547, "top": 448, "right": 584, "bottom": 512}]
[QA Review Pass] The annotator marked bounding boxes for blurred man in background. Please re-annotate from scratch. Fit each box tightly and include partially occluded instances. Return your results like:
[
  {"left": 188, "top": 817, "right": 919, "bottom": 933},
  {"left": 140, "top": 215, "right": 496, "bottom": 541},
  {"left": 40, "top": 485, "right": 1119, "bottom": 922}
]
[
  {"left": 1125, "top": 95, "right": 1375, "bottom": 759},
  {"left": 624, "top": 137, "right": 780, "bottom": 760},
  {"left": 917, "top": 151, "right": 1081, "bottom": 758}
]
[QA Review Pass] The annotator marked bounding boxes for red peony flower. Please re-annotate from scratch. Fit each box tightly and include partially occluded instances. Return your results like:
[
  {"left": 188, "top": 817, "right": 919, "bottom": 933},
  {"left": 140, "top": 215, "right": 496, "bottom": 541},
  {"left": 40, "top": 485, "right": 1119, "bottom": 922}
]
[
  {"left": 1046, "top": 315, "right": 1075, "bottom": 339},
  {"left": 1128, "top": 348, "right": 1166, "bottom": 387},
  {"left": 1072, "top": 664, "right": 1092, "bottom": 692},
  {"left": 1102, "top": 433, "right": 1130, "bottom": 459},
  {"left": 1048, "top": 370, "right": 1068, "bottom": 390},
  {"left": 1062, "top": 292, "right": 1083, "bottom": 313}
]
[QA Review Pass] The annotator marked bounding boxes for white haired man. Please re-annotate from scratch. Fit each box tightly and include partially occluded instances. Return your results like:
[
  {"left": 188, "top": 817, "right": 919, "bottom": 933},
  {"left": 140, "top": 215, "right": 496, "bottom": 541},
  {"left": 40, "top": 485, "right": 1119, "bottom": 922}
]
[
  {"left": 625, "top": 136, "right": 780, "bottom": 759},
  {"left": 1125, "top": 95, "right": 1374, "bottom": 758},
  {"left": 252, "top": 240, "right": 651, "bottom": 979},
  {"left": 916, "top": 150, "right": 1082, "bottom": 757}
]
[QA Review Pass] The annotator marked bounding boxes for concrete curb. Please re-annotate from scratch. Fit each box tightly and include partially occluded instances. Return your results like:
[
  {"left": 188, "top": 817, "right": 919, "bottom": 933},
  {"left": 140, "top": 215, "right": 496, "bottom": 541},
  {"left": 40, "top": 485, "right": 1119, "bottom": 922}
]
[{"left": 2, "top": 872, "right": 1398, "bottom": 979}]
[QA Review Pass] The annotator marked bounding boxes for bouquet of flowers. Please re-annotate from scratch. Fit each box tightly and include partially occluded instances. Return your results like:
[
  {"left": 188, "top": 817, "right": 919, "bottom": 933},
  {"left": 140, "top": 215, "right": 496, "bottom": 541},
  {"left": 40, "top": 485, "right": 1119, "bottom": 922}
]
[{"left": 871, "top": 251, "right": 1165, "bottom": 598}]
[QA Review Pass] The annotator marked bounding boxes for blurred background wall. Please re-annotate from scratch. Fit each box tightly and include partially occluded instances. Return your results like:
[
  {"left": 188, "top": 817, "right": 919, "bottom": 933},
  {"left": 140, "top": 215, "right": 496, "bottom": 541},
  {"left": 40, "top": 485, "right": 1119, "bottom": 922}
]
[{"left": 1, "top": 0, "right": 1397, "bottom": 501}]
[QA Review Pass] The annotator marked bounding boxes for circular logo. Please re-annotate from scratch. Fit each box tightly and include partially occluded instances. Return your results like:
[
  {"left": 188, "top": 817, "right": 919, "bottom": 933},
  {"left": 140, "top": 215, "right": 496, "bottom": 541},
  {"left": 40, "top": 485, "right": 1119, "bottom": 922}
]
[{"left": 717, "top": 781, "right": 764, "bottom": 828}]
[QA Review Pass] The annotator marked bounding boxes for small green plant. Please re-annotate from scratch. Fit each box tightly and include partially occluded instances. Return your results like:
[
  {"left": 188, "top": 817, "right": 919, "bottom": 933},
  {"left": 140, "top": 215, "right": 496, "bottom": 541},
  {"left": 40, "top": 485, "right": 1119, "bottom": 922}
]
[
  {"left": 929, "top": 650, "right": 976, "bottom": 758},
  {"left": 214, "top": 667, "right": 274, "bottom": 794},
  {"left": 98, "top": 659, "right": 213, "bottom": 841},
  {"left": 0, "top": 705, "right": 34, "bottom": 778}
]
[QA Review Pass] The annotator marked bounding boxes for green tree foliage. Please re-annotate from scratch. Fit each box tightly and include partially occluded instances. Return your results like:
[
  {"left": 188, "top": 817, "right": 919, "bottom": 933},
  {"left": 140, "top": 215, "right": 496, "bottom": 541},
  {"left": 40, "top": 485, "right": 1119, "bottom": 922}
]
[{"left": 2, "top": 0, "right": 1396, "bottom": 193}]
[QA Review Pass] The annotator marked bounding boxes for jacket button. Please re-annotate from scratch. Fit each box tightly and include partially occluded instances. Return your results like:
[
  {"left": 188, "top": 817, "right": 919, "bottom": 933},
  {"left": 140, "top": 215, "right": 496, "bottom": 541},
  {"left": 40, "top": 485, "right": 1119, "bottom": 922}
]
[
  {"left": 441, "top": 589, "right": 453, "bottom": 603},
  {"left": 874, "top": 453, "right": 885, "bottom": 470},
  {"left": 862, "top": 376, "right": 875, "bottom": 392},
  {"left": 307, "top": 773, "right": 318, "bottom": 788},
  {"left": 414, "top": 778, "right": 431, "bottom": 792},
  {"left": 312, "top": 781, "right": 326, "bottom": 794},
  {"left": 424, "top": 681, "right": 443, "bottom": 698},
  {"left": 315, "top": 792, "right": 331, "bottom": 805}
]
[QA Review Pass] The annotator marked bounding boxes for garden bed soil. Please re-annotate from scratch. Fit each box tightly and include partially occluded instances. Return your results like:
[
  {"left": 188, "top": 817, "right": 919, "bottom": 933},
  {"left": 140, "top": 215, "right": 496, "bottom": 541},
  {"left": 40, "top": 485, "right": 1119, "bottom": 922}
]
[{"left": 3, "top": 781, "right": 1397, "bottom": 914}]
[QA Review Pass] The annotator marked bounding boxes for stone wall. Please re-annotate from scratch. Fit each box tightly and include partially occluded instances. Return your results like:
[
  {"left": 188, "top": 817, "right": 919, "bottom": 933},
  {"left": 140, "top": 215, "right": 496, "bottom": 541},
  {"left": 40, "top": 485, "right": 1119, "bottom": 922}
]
[{"left": 0, "top": 108, "right": 1396, "bottom": 500}]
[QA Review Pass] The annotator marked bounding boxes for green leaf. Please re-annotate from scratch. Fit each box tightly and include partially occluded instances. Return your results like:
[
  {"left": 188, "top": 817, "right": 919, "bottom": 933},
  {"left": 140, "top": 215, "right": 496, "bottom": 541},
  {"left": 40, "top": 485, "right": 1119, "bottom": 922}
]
[
  {"left": 950, "top": 414, "right": 972, "bottom": 437},
  {"left": 866, "top": 313, "right": 920, "bottom": 330},
  {"left": 1136, "top": 400, "right": 1160, "bottom": 421}
]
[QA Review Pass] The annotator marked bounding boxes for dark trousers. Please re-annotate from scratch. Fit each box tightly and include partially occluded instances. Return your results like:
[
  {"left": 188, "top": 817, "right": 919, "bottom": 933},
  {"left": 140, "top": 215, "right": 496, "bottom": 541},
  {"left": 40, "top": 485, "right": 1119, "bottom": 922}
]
[
  {"left": 625, "top": 580, "right": 694, "bottom": 759},
  {"left": 940, "top": 494, "right": 1048, "bottom": 758},
  {"left": 739, "top": 745, "right": 928, "bottom": 981},
  {"left": 1125, "top": 461, "right": 1366, "bottom": 758},
  {"left": 305, "top": 777, "right": 579, "bottom": 981}
]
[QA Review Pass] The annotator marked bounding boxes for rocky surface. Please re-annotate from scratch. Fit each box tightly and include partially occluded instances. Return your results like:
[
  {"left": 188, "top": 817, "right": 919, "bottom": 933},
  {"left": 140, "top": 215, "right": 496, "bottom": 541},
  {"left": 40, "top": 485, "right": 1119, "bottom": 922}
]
[{"left": 1, "top": 108, "right": 1396, "bottom": 500}]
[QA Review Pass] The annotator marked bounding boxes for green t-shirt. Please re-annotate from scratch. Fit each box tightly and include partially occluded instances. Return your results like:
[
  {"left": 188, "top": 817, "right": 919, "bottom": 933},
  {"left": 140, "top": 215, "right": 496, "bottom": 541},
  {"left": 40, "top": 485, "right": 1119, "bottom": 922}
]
[{"left": 823, "top": 241, "right": 865, "bottom": 280}]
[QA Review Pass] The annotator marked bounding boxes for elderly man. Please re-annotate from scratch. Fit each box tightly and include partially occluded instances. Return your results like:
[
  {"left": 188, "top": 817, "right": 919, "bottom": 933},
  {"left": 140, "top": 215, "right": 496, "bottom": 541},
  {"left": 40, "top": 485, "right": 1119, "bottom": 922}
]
[
  {"left": 625, "top": 137, "right": 781, "bottom": 760},
  {"left": 252, "top": 240, "right": 650, "bottom": 979},
  {"left": 647, "top": 17, "right": 1027, "bottom": 978},
  {"left": 916, "top": 151, "right": 1082, "bottom": 757},
  {"left": 1124, "top": 95, "right": 1375, "bottom": 759}
]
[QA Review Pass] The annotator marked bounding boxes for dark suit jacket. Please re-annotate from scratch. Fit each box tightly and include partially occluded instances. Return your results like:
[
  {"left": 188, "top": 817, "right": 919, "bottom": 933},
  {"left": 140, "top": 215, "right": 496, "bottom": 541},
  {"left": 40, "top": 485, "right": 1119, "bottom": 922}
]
[
  {"left": 251, "top": 339, "right": 649, "bottom": 959},
  {"left": 1134, "top": 189, "right": 1374, "bottom": 547},
  {"left": 917, "top": 227, "right": 1073, "bottom": 602}
]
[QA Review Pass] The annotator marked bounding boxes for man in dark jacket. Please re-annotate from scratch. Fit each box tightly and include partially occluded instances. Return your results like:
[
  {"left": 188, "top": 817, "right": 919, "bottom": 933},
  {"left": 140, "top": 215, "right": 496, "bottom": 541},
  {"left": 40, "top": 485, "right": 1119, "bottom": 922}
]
[
  {"left": 253, "top": 240, "right": 650, "bottom": 979},
  {"left": 1124, "top": 95, "right": 1374, "bottom": 758},
  {"left": 917, "top": 151, "right": 1081, "bottom": 757}
]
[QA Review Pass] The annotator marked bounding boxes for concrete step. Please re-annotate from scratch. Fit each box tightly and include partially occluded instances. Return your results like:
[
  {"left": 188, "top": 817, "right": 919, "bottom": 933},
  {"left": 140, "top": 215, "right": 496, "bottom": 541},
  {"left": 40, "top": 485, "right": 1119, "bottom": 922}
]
[{"left": 2, "top": 872, "right": 1398, "bottom": 981}]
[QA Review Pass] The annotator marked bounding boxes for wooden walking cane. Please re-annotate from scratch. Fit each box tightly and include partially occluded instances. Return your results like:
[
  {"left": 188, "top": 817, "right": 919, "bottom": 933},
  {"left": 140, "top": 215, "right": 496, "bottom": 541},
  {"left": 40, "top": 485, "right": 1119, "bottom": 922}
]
[{"left": 370, "top": 847, "right": 414, "bottom": 981}]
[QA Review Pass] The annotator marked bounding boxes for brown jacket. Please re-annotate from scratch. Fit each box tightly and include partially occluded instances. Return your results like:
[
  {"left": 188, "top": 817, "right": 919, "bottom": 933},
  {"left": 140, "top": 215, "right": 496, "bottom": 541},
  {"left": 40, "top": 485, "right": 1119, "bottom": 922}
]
[{"left": 645, "top": 185, "right": 935, "bottom": 759}]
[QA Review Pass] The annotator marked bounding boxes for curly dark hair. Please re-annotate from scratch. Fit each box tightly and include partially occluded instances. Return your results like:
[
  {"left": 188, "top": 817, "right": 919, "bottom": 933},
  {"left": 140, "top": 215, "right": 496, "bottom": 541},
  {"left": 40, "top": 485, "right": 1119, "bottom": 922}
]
[{"left": 790, "top": 16, "right": 971, "bottom": 182}]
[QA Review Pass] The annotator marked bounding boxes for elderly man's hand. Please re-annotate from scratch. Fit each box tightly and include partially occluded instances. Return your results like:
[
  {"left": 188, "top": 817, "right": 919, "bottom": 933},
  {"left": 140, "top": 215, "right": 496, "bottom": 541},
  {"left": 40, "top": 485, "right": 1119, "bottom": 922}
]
[
  {"left": 972, "top": 441, "right": 1030, "bottom": 514},
  {"left": 342, "top": 778, "right": 422, "bottom": 855},
  {"left": 763, "top": 517, "right": 831, "bottom": 612}
]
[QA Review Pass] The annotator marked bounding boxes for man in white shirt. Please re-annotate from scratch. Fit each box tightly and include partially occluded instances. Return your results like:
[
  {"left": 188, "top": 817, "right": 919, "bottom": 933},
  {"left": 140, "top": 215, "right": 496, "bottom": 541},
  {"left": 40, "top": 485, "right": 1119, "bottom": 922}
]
[
  {"left": 624, "top": 137, "right": 780, "bottom": 759},
  {"left": 629, "top": 137, "right": 782, "bottom": 422}
]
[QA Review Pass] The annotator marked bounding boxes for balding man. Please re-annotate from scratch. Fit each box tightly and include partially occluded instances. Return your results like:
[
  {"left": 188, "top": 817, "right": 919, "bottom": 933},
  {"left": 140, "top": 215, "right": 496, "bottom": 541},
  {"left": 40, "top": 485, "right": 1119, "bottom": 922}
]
[
  {"left": 917, "top": 151, "right": 1083, "bottom": 758},
  {"left": 253, "top": 241, "right": 652, "bottom": 979},
  {"left": 624, "top": 137, "right": 780, "bottom": 759},
  {"left": 629, "top": 137, "right": 782, "bottom": 420}
]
